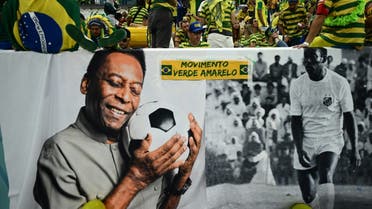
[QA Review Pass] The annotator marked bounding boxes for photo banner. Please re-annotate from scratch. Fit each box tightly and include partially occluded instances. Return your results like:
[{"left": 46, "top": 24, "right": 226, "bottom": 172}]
[{"left": 1, "top": 47, "right": 372, "bottom": 209}]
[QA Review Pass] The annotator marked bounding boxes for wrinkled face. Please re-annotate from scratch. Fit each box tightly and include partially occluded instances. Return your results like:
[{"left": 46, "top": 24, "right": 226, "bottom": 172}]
[
  {"left": 84, "top": 53, "right": 143, "bottom": 135},
  {"left": 89, "top": 25, "right": 102, "bottom": 37}
]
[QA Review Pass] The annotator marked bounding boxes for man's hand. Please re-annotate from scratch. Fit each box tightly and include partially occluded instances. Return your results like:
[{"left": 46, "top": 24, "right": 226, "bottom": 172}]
[
  {"left": 178, "top": 113, "right": 203, "bottom": 177},
  {"left": 298, "top": 150, "right": 311, "bottom": 168},
  {"left": 349, "top": 150, "right": 361, "bottom": 172},
  {"left": 128, "top": 134, "right": 187, "bottom": 191}
]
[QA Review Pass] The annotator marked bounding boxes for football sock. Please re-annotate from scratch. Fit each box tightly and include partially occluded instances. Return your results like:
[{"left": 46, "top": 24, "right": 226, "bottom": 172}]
[
  {"left": 319, "top": 183, "right": 335, "bottom": 209},
  {"left": 66, "top": 24, "right": 97, "bottom": 52},
  {"left": 308, "top": 193, "right": 321, "bottom": 209}
]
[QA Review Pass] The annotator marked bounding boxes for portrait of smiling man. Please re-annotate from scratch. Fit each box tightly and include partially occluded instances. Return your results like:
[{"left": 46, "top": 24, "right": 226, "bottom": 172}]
[{"left": 33, "top": 49, "right": 203, "bottom": 209}]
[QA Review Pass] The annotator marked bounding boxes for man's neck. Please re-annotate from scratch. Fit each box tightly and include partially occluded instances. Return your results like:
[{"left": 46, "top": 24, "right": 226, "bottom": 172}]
[{"left": 309, "top": 67, "right": 326, "bottom": 81}]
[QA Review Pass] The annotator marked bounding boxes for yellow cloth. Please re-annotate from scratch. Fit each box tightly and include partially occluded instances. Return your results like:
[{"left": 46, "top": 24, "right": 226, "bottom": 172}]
[
  {"left": 81, "top": 199, "right": 106, "bottom": 209},
  {"left": 208, "top": 0, "right": 224, "bottom": 32},
  {"left": 310, "top": 36, "right": 335, "bottom": 47}
]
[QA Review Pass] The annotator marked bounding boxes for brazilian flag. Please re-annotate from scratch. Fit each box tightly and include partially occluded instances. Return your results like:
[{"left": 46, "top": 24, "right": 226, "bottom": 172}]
[
  {"left": 161, "top": 65, "right": 173, "bottom": 76},
  {"left": 2, "top": 0, "right": 80, "bottom": 53},
  {"left": 0, "top": 127, "right": 9, "bottom": 209},
  {"left": 240, "top": 64, "right": 249, "bottom": 76}
]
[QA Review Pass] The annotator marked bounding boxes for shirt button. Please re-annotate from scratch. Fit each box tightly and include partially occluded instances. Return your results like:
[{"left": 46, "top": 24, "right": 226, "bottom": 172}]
[{"left": 154, "top": 186, "right": 158, "bottom": 191}]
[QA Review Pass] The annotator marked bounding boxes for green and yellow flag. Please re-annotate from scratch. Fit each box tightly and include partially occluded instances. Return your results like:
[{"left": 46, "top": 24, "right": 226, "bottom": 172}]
[{"left": 2, "top": 0, "right": 80, "bottom": 53}]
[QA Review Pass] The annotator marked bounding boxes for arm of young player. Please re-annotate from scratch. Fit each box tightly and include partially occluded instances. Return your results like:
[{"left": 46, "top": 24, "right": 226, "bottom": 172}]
[
  {"left": 291, "top": 116, "right": 311, "bottom": 168},
  {"left": 104, "top": 134, "right": 187, "bottom": 209},
  {"left": 157, "top": 113, "right": 203, "bottom": 209},
  {"left": 343, "top": 111, "right": 361, "bottom": 171}
]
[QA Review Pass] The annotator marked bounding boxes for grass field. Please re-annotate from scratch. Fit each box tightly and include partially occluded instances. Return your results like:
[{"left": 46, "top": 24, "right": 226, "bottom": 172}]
[{"left": 207, "top": 184, "right": 372, "bottom": 209}]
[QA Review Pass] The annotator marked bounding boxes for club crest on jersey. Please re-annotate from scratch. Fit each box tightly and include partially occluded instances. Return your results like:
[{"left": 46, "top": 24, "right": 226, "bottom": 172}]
[{"left": 323, "top": 96, "right": 333, "bottom": 106}]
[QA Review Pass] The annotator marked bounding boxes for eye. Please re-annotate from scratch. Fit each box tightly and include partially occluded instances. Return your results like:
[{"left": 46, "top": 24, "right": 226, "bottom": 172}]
[
  {"left": 105, "top": 78, "right": 122, "bottom": 88},
  {"left": 129, "top": 83, "right": 143, "bottom": 96}
]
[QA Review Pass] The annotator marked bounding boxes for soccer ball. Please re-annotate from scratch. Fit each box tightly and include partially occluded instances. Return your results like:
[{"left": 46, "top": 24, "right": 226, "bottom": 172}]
[{"left": 128, "top": 101, "right": 190, "bottom": 161}]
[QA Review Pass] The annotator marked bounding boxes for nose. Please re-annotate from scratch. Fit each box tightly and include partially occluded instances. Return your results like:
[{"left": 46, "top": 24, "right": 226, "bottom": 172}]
[{"left": 115, "top": 85, "right": 132, "bottom": 104}]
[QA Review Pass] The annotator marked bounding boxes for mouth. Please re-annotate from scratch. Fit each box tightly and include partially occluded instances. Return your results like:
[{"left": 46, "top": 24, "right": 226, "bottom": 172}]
[{"left": 106, "top": 104, "right": 128, "bottom": 116}]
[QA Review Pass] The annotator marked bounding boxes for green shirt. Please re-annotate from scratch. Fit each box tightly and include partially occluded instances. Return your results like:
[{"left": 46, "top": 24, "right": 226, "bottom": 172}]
[
  {"left": 179, "top": 41, "right": 210, "bottom": 48},
  {"left": 199, "top": 0, "right": 235, "bottom": 34},
  {"left": 128, "top": 6, "right": 149, "bottom": 24},
  {"left": 320, "top": 0, "right": 365, "bottom": 46},
  {"left": 278, "top": 5, "right": 307, "bottom": 38},
  {"left": 150, "top": 0, "right": 176, "bottom": 13}
]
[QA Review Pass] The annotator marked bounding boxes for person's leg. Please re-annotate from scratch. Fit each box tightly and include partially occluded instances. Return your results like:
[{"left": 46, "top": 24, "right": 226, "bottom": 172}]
[
  {"left": 153, "top": 9, "right": 172, "bottom": 48},
  {"left": 297, "top": 167, "right": 320, "bottom": 209},
  {"left": 316, "top": 152, "right": 339, "bottom": 209},
  {"left": 147, "top": 11, "right": 156, "bottom": 48}
]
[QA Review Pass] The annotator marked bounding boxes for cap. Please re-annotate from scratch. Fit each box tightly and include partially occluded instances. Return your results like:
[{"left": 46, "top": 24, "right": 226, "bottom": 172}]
[
  {"left": 288, "top": 0, "right": 298, "bottom": 3},
  {"left": 189, "top": 21, "right": 204, "bottom": 33}
]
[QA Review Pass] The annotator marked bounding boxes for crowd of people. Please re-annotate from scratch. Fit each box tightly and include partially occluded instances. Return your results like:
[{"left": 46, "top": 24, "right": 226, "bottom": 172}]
[
  {"left": 1, "top": 0, "right": 371, "bottom": 51},
  {"left": 82, "top": 0, "right": 371, "bottom": 49},
  {"left": 205, "top": 50, "right": 372, "bottom": 187}
]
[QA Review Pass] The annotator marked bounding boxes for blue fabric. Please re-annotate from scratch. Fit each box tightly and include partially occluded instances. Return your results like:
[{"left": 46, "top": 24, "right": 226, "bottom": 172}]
[
  {"left": 276, "top": 40, "right": 288, "bottom": 47},
  {"left": 18, "top": 12, "right": 63, "bottom": 53},
  {"left": 0, "top": 127, "right": 10, "bottom": 209},
  {"left": 0, "top": 41, "right": 12, "bottom": 49}
]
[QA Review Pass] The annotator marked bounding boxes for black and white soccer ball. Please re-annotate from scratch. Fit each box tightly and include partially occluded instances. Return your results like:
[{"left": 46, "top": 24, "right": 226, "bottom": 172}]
[{"left": 128, "top": 101, "right": 190, "bottom": 161}]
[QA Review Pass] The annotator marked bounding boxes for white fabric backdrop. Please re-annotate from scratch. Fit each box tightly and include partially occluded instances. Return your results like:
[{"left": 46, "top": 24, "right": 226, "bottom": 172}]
[{"left": 0, "top": 49, "right": 207, "bottom": 209}]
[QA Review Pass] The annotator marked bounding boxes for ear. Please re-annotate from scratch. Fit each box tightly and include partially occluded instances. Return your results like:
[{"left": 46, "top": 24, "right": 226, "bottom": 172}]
[{"left": 80, "top": 74, "right": 89, "bottom": 95}]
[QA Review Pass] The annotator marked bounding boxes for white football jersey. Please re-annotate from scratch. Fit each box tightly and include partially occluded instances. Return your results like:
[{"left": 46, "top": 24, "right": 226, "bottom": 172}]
[{"left": 290, "top": 69, "right": 353, "bottom": 139}]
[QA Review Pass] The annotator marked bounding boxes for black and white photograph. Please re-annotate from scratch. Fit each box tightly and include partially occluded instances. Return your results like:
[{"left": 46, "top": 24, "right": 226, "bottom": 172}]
[{"left": 205, "top": 48, "right": 372, "bottom": 209}]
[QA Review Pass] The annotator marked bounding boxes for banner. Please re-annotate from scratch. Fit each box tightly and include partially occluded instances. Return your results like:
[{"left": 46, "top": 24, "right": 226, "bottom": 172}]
[
  {"left": 1, "top": 47, "right": 372, "bottom": 209},
  {"left": 160, "top": 59, "right": 251, "bottom": 80}
]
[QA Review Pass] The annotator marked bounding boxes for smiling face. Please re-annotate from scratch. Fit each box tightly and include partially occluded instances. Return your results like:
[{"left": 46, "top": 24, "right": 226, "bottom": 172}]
[{"left": 82, "top": 52, "right": 143, "bottom": 136}]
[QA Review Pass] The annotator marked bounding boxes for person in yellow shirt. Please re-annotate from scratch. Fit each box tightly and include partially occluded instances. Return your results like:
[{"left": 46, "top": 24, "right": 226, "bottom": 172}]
[{"left": 255, "top": 0, "right": 269, "bottom": 30}]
